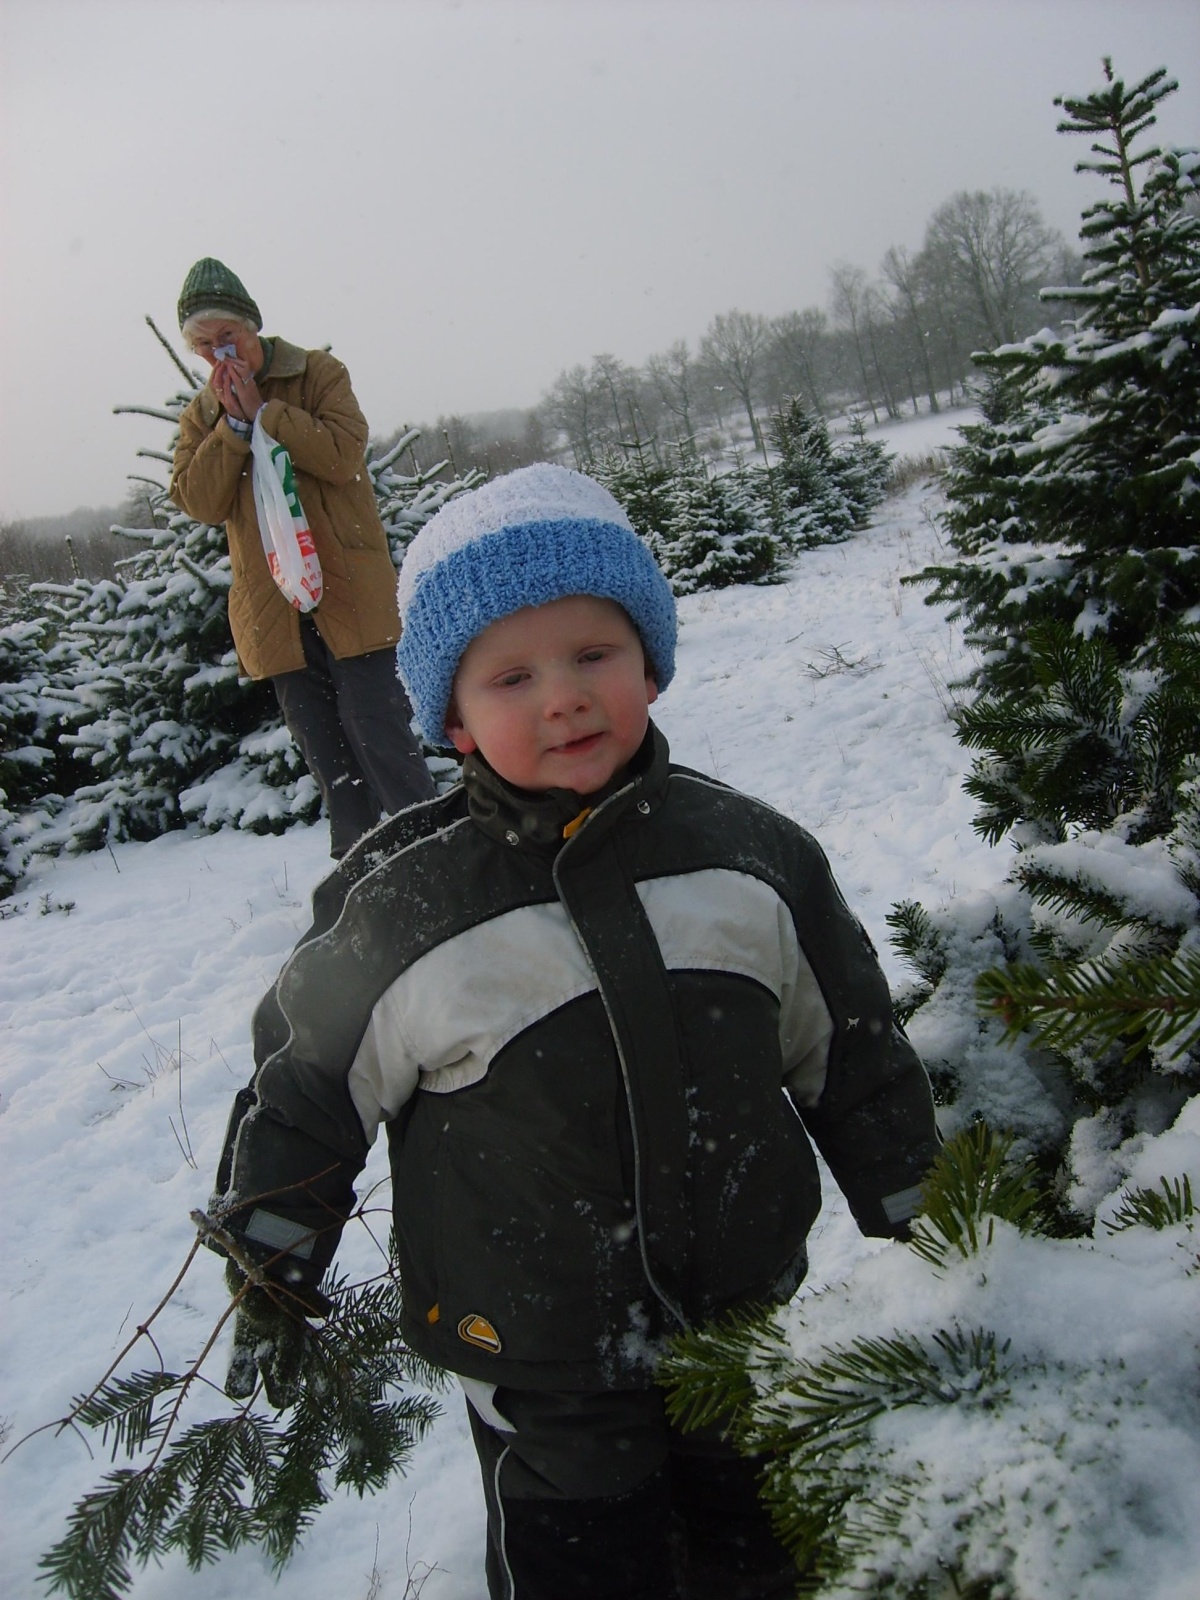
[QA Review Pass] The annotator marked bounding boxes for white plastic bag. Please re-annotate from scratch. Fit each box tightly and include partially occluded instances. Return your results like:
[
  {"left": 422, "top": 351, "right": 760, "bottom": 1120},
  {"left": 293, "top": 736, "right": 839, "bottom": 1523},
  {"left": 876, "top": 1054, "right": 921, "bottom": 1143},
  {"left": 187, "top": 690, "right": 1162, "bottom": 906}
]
[{"left": 250, "top": 415, "right": 323, "bottom": 612}]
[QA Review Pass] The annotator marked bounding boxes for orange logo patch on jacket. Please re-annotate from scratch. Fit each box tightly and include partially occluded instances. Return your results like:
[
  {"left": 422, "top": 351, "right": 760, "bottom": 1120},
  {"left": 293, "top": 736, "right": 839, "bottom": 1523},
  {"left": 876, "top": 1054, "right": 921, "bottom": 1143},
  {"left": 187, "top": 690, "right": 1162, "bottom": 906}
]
[{"left": 458, "top": 1314, "right": 503, "bottom": 1354}]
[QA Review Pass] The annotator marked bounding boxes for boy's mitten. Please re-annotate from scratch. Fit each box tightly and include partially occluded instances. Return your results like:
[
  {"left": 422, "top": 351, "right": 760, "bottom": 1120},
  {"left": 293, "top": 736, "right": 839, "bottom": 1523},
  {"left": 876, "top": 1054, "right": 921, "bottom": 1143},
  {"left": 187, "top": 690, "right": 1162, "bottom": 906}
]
[{"left": 224, "top": 1259, "right": 332, "bottom": 1409}]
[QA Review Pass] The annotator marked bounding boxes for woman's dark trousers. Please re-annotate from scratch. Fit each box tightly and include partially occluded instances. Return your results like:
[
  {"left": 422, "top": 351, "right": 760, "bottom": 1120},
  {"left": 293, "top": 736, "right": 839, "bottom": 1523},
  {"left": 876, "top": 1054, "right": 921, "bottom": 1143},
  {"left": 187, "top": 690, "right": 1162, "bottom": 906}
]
[{"left": 272, "top": 616, "right": 435, "bottom": 857}]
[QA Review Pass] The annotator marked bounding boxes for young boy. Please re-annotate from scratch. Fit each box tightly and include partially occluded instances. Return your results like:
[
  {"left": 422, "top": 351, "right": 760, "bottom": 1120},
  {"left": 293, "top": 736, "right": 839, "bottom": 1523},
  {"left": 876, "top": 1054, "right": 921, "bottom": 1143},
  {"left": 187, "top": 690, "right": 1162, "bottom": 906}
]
[{"left": 212, "top": 463, "right": 940, "bottom": 1599}]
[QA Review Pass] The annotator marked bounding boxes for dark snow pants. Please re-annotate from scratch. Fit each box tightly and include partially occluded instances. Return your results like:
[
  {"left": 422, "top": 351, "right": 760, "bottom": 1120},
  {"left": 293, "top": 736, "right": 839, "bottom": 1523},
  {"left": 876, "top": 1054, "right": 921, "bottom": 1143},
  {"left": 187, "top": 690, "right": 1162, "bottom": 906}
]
[
  {"left": 271, "top": 616, "right": 435, "bottom": 858},
  {"left": 465, "top": 1385, "right": 795, "bottom": 1600}
]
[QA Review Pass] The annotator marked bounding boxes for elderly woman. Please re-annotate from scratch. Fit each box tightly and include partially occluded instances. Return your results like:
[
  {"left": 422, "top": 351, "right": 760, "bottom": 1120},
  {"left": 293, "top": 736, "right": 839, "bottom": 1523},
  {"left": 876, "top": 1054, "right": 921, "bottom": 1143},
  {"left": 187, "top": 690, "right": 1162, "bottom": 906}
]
[{"left": 169, "top": 258, "right": 434, "bottom": 857}]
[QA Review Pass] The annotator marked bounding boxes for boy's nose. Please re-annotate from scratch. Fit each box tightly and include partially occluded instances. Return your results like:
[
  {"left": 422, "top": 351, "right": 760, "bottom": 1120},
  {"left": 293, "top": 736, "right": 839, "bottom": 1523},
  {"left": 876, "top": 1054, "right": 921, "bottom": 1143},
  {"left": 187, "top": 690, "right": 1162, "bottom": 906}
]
[{"left": 542, "top": 667, "right": 589, "bottom": 716}]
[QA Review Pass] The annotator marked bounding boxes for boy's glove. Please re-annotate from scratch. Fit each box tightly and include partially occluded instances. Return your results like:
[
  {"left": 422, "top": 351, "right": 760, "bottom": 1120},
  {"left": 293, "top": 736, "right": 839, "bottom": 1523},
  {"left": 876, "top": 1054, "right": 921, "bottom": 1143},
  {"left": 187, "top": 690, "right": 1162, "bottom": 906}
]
[{"left": 223, "top": 1259, "right": 333, "bottom": 1409}]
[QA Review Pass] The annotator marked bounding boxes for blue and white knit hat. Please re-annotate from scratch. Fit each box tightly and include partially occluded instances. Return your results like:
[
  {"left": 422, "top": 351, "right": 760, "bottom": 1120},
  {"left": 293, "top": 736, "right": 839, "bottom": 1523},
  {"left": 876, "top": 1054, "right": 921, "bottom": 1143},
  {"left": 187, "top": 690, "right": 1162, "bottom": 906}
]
[{"left": 396, "top": 463, "right": 676, "bottom": 745}]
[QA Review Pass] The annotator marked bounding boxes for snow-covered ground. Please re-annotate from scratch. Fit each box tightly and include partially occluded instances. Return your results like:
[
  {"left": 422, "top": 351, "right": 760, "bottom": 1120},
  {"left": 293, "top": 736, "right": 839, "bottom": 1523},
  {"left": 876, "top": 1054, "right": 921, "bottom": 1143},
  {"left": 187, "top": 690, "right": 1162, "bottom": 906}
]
[{"left": 2, "top": 410, "right": 1192, "bottom": 1598}]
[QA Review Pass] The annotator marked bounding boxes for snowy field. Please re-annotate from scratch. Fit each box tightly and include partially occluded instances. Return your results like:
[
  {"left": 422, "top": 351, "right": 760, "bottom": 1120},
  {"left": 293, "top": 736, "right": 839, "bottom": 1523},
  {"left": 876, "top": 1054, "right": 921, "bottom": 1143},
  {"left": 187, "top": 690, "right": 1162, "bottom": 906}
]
[{"left": 3, "top": 410, "right": 1192, "bottom": 1598}]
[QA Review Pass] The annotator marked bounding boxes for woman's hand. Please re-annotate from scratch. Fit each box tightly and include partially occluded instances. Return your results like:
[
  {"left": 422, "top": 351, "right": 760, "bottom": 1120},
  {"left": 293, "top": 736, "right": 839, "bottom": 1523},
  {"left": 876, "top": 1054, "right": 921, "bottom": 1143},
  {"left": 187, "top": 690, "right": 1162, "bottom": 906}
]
[{"left": 213, "top": 357, "right": 263, "bottom": 422}]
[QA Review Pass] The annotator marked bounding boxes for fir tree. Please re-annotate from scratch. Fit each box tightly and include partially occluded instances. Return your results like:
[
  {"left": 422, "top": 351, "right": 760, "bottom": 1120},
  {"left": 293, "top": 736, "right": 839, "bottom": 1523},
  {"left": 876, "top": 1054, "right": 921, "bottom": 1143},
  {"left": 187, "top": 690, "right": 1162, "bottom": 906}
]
[
  {"left": 914, "top": 61, "right": 1200, "bottom": 692},
  {"left": 659, "top": 1122, "right": 1199, "bottom": 1600},
  {"left": 367, "top": 426, "right": 484, "bottom": 566},
  {"left": 1, "top": 560, "right": 104, "bottom": 892},
  {"left": 594, "top": 435, "right": 782, "bottom": 594},
  {"left": 838, "top": 413, "right": 894, "bottom": 526},
  {"left": 763, "top": 398, "right": 892, "bottom": 551},
  {"left": 31, "top": 388, "right": 317, "bottom": 853},
  {"left": 650, "top": 443, "right": 778, "bottom": 594},
  {"left": 891, "top": 62, "right": 1200, "bottom": 1214},
  {"left": 592, "top": 434, "right": 676, "bottom": 547}
]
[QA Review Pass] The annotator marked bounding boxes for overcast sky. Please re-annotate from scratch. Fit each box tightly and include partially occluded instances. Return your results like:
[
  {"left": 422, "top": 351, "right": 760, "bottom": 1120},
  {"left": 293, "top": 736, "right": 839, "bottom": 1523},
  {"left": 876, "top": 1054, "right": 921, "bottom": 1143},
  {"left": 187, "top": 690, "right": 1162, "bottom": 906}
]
[{"left": 1, "top": 0, "right": 1197, "bottom": 521}]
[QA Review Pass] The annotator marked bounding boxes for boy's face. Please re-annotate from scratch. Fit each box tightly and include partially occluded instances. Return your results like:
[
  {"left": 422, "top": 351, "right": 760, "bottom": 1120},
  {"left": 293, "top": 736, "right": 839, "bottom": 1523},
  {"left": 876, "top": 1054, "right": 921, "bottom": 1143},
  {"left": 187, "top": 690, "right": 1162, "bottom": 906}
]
[{"left": 445, "top": 595, "right": 658, "bottom": 795}]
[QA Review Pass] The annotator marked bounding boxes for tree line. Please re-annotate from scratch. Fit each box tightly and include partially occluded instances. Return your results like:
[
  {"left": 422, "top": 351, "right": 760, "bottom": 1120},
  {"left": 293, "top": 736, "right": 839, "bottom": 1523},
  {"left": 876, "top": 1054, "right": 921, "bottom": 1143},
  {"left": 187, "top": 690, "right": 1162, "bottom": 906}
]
[
  {"left": 5, "top": 180, "right": 1074, "bottom": 579},
  {"left": 395, "top": 182, "right": 1079, "bottom": 480}
]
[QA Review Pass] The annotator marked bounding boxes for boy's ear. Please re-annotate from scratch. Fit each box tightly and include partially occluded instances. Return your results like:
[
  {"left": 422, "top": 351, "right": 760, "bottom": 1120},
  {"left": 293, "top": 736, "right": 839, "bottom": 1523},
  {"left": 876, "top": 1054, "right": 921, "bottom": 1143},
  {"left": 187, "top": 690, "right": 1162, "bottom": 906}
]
[
  {"left": 645, "top": 671, "right": 659, "bottom": 707},
  {"left": 444, "top": 700, "right": 478, "bottom": 756}
]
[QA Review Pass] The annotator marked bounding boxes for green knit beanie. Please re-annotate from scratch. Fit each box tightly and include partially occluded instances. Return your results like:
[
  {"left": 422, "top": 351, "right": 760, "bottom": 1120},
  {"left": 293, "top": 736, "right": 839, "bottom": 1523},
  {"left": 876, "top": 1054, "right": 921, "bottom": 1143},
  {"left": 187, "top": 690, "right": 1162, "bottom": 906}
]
[{"left": 177, "top": 258, "right": 262, "bottom": 331}]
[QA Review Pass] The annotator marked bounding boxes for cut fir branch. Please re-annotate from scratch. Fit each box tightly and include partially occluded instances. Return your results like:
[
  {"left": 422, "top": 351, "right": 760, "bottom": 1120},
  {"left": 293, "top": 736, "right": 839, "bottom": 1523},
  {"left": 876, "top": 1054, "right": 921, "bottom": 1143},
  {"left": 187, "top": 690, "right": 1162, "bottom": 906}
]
[
  {"left": 977, "top": 949, "right": 1200, "bottom": 1065},
  {"left": 8, "top": 1205, "right": 443, "bottom": 1600}
]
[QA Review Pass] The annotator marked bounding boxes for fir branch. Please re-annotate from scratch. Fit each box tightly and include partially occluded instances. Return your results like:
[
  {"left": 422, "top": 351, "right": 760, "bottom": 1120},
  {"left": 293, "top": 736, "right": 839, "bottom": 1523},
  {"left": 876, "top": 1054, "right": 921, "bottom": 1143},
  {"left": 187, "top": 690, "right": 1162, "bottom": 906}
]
[
  {"left": 72, "top": 1372, "right": 180, "bottom": 1461},
  {"left": 144, "top": 315, "right": 200, "bottom": 389},
  {"left": 908, "top": 1123, "right": 1045, "bottom": 1266},
  {"left": 885, "top": 900, "right": 949, "bottom": 990},
  {"left": 38, "top": 1471, "right": 150, "bottom": 1600},
  {"left": 977, "top": 950, "right": 1200, "bottom": 1063},
  {"left": 659, "top": 1306, "right": 786, "bottom": 1434},
  {"left": 1011, "top": 860, "right": 1152, "bottom": 934},
  {"left": 3, "top": 1237, "right": 206, "bottom": 1466},
  {"left": 1104, "top": 1173, "right": 1194, "bottom": 1232},
  {"left": 664, "top": 1307, "right": 1017, "bottom": 1592}
]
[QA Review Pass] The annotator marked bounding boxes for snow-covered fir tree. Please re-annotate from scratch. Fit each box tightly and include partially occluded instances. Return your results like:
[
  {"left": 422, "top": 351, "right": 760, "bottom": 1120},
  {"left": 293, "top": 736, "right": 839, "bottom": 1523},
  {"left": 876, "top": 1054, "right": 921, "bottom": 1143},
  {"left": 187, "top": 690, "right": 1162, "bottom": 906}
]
[
  {"left": 590, "top": 435, "right": 674, "bottom": 543},
  {"left": 660, "top": 1120, "right": 1199, "bottom": 1600},
  {"left": 367, "top": 425, "right": 483, "bottom": 565},
  {"left": 894, "top": 62, "right": 1200, "bottom": 1217},
  {"left": 591, "top": 408, "right": 892, "bottom": 598},
  {"left": 763, "top": 397, "right": 892, "bottom": 550},
  {"left": 917, "top": 60, "right": 1200, "bottom": 692},
  {"left": 594, "top": 436, "right": 782, "bottom": 593},
  {"left": 647, "top": 443, "right": 778, "bottom": 595},
  {"left": 26, "top": 363, "right": 320, "bottom": 855},
  {"left": 0, "top": 586, "right": 80, "bottom": 894}
]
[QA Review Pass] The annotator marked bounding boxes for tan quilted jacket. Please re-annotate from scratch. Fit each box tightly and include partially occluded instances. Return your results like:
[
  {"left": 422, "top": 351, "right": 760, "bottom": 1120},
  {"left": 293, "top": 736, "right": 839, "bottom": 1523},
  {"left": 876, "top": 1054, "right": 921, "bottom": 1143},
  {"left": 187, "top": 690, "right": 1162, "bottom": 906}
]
[{"left": 169, "top": 339, "right": 400, "bottom": 680}]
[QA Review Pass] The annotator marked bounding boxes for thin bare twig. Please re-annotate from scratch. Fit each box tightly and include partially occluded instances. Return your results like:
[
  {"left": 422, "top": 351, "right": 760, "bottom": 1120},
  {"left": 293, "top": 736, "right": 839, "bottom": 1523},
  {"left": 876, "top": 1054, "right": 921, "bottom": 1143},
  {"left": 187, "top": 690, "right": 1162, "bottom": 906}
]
[{"left": 1, "top": 1235, "right": 205, "bottom": 1463}]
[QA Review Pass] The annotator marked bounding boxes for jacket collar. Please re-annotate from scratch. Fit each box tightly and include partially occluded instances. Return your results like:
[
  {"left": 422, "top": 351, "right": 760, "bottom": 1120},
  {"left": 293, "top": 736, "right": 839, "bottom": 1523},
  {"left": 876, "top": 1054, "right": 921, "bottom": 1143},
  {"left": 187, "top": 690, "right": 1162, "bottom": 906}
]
[
  {"left": 263, "top": 337, "right": 308, "bottom": 380},
  {"left": 463, "top": 721, "right": 670, "bottom": 854}
]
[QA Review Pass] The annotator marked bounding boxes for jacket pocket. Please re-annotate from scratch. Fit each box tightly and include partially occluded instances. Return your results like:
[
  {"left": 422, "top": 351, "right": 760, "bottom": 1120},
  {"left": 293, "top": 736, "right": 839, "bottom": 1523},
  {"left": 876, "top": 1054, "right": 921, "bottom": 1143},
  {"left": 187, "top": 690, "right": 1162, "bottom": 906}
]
[{"left": 395, "top": 1105, "right": 644, "bottom": 1366}]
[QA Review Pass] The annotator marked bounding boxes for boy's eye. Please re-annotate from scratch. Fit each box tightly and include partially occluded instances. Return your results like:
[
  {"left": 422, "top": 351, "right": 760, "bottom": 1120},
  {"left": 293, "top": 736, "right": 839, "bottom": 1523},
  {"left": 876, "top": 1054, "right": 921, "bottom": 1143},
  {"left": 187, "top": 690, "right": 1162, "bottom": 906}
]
[
  {"left": 495, "top": 670, "right": 527, "bottom": 687},
  {"left": 579, "top": 648, "right": 608, "bottom": 664}
]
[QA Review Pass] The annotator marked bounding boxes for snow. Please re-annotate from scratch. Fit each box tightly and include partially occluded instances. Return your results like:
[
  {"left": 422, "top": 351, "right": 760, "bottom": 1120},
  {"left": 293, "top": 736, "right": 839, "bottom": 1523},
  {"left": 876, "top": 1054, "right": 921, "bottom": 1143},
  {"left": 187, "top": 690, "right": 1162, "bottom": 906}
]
[
  {"left": 767, "top": 1213, "right": 1200, "bottom": 1600},
  {"left": 2, "top": 409, "right": 1196, "bottom": 1597},
  {"left": 1019, "top": 830, "right": 1198, "bottom": 930}
]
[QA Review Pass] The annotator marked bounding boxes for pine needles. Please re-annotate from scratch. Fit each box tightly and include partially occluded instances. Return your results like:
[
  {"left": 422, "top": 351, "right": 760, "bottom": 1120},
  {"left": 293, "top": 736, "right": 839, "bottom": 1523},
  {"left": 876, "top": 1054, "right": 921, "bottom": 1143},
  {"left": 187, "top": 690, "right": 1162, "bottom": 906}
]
[
  {"left": 978, "top": 948, "right": 1200, "bottom": 1064},
  {"left": 906, "top": 1123, "right": 1045, "bottom": 1265},
  {"left": 1104, "top": 1173, "right": 1194, "bottom": 1232}
]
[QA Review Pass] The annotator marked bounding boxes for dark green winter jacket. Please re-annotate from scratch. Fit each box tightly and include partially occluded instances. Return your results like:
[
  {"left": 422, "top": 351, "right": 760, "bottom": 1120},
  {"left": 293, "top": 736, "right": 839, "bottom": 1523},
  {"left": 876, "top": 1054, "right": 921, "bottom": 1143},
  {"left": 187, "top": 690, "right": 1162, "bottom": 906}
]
[{"left": 212, "top": 724, "right": 939, "bottom": 1389}]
